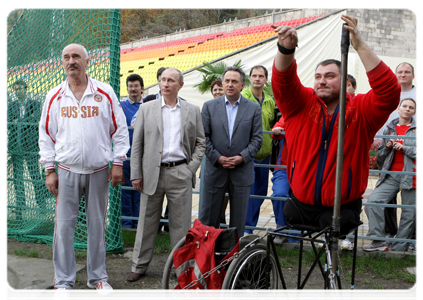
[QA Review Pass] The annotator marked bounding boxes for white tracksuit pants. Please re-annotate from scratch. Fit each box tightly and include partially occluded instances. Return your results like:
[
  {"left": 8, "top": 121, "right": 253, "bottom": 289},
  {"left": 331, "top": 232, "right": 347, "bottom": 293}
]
[{"left": 53, "top": 168, "right": 109, "bottom": 289}]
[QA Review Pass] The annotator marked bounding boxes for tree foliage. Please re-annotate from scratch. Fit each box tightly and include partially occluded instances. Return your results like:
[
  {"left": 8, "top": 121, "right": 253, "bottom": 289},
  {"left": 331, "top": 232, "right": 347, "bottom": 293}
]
[
  {"left": 194, "top": 60, "right": 250, "bottom": 94},
  {"left": 121, "top": 9, "right": 272, "bottom": 43},
  {"left": 194, "top": 60, "right": 274, "bottom": 99}
]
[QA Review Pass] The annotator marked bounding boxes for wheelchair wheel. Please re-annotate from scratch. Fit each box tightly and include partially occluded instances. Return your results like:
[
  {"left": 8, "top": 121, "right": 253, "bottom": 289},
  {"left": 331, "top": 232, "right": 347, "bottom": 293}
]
[
  {"left": 222, "top": 243, "right": 279, "bottom": 289},
  {"left": 162, "top": 236, "right": 186, "bottom": 289}
]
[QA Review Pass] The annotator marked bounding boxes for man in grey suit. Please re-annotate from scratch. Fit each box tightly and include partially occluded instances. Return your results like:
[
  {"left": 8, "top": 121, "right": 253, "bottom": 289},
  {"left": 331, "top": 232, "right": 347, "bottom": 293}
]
[
  {"left": 199, "top": 66, "right": 263, "bottom": 238},
  {"left": 127, "top": 68, "right": 205, "bottom": 282}
]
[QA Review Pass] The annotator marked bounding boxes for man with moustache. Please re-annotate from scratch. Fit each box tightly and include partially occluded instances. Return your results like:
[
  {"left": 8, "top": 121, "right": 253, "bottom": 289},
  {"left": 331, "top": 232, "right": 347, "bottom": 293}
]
[
  {"left": 39, "top": 43, "right": 129, "bottom": 290},
  {"left": 120, "top": 74, "right": 145, "bottom": 228}
]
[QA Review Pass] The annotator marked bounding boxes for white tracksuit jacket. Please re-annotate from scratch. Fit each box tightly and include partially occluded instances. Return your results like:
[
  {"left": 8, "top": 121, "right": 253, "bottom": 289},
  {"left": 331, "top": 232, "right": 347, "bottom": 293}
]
[{"left": 39, "top": 75, "right": 129, "bottom": 174}]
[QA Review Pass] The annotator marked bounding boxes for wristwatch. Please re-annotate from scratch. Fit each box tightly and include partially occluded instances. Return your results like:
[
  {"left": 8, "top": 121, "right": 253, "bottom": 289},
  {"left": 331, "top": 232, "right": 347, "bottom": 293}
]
[{"left": 45, "top": 169, "right": 56, "bottom": 176}]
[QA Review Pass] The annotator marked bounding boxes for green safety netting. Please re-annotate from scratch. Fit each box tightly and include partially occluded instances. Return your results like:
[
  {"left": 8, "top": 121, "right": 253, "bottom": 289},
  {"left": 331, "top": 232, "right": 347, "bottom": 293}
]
[{"left": 7, "top": 9, "right": 124, "bottom": 252}]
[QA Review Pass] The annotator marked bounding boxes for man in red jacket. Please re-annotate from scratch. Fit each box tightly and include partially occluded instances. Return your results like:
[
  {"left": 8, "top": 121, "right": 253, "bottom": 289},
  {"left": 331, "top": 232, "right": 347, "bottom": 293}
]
[{"left": 271, "top": 15, "right": 401, "bottom": 235}]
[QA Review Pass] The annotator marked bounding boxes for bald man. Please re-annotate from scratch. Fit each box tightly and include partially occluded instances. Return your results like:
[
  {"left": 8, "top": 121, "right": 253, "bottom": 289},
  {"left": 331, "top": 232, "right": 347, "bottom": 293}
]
[{"left": 39, "top": 43, "right": 129, "bottom": 290}]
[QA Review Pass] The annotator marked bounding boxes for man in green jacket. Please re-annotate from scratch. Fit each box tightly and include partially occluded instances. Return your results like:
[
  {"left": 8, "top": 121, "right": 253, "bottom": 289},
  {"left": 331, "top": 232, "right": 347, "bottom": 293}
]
[{"left": 243, "top": 65, "right": 276, "bottom": 234}]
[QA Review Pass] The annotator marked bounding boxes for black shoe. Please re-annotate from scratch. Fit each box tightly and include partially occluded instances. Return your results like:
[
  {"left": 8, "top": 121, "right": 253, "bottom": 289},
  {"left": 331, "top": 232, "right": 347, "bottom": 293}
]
[{"left": 127, "top": 272, "right": 144, "bottom": 282}]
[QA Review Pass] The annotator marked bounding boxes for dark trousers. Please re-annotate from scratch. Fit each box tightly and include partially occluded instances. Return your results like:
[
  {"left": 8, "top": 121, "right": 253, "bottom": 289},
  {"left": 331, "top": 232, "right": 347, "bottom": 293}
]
[
  {"left": 11, "top": 153, "right": 45, "bottom": 220},
  {"left": 200, "top": 180, "right": 252, "bottom": 238},
  {"left": 284, "top": 192, "right": 362, "bottom": 236},
  {"left": 121, "top": 160, "right": 141, "bottom": 228}
]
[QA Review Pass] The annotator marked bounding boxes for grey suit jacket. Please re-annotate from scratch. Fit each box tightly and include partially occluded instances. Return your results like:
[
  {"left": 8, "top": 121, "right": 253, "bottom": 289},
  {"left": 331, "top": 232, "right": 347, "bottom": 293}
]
[
  {"left": 201, "top": 95, "right": 263, "bottom": 187},
  {"left": 130, "top": 97, "right": 206, "bottom": 195}
]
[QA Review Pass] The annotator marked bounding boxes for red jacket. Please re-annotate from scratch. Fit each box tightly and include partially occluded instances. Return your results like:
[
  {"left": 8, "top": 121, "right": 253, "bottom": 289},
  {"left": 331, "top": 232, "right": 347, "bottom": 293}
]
[{"left": 271, "top": 60, "right": 400, "bottom": 206}]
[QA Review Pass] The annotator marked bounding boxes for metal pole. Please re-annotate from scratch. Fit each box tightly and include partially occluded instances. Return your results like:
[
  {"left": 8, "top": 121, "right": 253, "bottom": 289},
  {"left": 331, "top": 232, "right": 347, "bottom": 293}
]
[{"left": 330, "top": 23, "right": 350, "bottom": 284}]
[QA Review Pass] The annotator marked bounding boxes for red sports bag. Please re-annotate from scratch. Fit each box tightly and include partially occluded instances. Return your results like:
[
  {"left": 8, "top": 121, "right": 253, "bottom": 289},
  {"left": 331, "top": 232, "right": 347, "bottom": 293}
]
[{"left": 173, "top": 219, "right": 239, "bottom": 289}]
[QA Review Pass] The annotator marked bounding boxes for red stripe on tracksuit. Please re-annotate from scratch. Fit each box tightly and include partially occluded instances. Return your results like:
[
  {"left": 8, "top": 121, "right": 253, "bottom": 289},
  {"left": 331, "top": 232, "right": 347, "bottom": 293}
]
[
  {"left": 93, "top": 164, "right": 109, "bottom": 172},
  {"left": 97, "top": 88, "right": 117, "bottom": 137},
  {"left": 45, "top": 88, "right": 62, "bottom": 144},
  {"left": 58, "top": 163, "right": 70, "bottom": 171}
]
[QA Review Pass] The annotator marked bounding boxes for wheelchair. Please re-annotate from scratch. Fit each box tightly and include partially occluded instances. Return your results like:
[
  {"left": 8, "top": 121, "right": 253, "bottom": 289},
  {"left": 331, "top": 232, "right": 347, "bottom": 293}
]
[{"left": 162, "top": 220, "right": 362, "bottom": 290}]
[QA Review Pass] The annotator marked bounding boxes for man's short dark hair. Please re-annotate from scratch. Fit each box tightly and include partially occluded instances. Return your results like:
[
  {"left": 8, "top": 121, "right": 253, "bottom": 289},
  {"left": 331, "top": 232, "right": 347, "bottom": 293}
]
[
  {"left": 13, "top": 79, "right": 27, "bottom": 89},
  {"left": 222, "top": 66, "right": 246, "bottom": 84},
  {"left": 126, "top": 74, "right": 144, "bottom": 88},
  {"left": 347, "top": 74, "right": 357, "bottom": 88},
  {"left": 315, "top": 59, "right": 341, "bottom": 71},
  {"left": 157, "top": 67, "right": 167, "bottom": 80},
  {"left": 395, "top": 62, "right": 414, "bottom": 74},
  {"left": 249, "top": 65, "right": 268, "bottom": 78}
]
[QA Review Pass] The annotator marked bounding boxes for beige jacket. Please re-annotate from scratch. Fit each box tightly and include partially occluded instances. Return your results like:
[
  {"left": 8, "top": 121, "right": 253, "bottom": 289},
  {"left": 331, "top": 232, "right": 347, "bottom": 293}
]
[{"left": 130, "top": 97, "right": 205, "bottom": 195}]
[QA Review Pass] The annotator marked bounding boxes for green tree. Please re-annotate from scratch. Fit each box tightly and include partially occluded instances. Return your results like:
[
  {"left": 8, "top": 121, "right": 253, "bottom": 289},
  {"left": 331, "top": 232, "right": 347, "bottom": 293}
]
[
  {"left": 194, "top": 60, "right": 251, "bottom": 94},
  {"left": 194, "top": 60, "right": 274, "bottom": 99}
]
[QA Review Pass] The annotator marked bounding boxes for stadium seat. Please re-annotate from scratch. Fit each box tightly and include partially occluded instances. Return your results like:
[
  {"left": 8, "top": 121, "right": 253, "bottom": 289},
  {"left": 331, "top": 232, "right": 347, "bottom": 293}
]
[{"left": 119, "top": 13, "right": 322, "bottom": 97}]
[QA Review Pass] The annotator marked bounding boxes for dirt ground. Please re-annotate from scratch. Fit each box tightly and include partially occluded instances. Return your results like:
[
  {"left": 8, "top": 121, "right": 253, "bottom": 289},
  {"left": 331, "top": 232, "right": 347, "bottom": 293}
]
[{"left": 7, "top": 237, "right": 416, "bottom": 290}]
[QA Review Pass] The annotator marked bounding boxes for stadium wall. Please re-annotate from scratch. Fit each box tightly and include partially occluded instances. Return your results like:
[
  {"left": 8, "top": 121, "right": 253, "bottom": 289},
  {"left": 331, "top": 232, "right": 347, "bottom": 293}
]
[{"left": 347, "top": 9, "right": 416, "bottom": 59}]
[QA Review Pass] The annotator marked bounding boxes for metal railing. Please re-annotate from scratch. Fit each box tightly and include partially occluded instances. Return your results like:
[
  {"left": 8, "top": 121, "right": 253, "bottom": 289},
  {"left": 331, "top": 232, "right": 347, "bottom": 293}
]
[{"left": 121, "top": 128, "right": 417, "bottom": 245}]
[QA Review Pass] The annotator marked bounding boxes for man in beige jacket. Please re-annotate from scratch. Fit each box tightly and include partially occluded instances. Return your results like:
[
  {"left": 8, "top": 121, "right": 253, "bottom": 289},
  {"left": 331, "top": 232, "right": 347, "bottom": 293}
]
[{"left": 127, "top": 68, "right": 205, "bottom": 281}]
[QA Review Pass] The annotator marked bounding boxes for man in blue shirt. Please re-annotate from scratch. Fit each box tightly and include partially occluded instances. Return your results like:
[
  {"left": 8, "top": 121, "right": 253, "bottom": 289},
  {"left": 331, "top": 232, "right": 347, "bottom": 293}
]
[
  {"left": 199, "top": 66, "right": 263, "bottom": 237},
  {"left": 120, "top": 74, "right": 145, "bottom": 228}
]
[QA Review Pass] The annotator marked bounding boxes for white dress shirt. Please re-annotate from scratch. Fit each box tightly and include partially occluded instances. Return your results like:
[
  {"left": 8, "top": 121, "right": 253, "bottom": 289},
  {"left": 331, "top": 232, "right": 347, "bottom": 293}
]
[{"left": 161, "top": 97, "right": 186, "bottom": 163}]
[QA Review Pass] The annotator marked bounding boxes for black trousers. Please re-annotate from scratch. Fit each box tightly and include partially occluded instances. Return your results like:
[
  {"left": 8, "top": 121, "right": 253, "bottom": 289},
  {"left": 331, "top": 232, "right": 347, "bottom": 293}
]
[{"left": 284, "top": 191, "right": 362, "bottom": 236}]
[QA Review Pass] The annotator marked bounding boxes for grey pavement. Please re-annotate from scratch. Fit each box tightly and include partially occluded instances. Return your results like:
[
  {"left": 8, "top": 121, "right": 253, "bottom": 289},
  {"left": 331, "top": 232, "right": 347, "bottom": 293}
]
[
  {"left": 7, "top": 247, "right": 415, "bottom": 290},
  {"left": 7, "top": 255, "right": 85, "bottom": 290}
]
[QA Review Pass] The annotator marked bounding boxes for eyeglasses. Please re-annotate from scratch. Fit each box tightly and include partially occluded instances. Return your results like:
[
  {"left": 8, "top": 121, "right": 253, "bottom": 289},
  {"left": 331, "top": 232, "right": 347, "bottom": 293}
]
[{"left": 128, "top": 84, "right": 141, "bottom": 89}]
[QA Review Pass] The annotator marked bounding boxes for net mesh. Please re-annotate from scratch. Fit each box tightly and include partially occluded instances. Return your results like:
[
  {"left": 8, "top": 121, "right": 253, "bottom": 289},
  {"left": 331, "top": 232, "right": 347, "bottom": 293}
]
[{"left": 7, "top": 9, "right": 124, "bottom": 253}]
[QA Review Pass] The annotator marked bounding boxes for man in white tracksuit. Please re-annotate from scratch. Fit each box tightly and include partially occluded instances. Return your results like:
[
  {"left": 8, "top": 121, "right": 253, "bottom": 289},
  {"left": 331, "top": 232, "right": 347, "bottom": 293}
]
[{"left": 39, "top": 43, "right": 129, "bottom": 290}]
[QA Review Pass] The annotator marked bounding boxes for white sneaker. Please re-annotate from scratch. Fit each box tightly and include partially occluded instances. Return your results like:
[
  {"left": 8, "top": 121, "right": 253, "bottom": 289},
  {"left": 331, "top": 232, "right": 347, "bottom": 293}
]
[
  {"left": 53, "top": 288, "right": 70, "bottom": 300},
  {"left": 341, "top": 239, "right": 354, "bottom": 251},
  {"left": 362, "top": 241, "right": 389, "bottom": 252},
  {"left": 270, "top": 212, "right": 275, "bottom": 217},
  {"left": 87, "top": 281, "right": 113, "bottom": 296}
]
